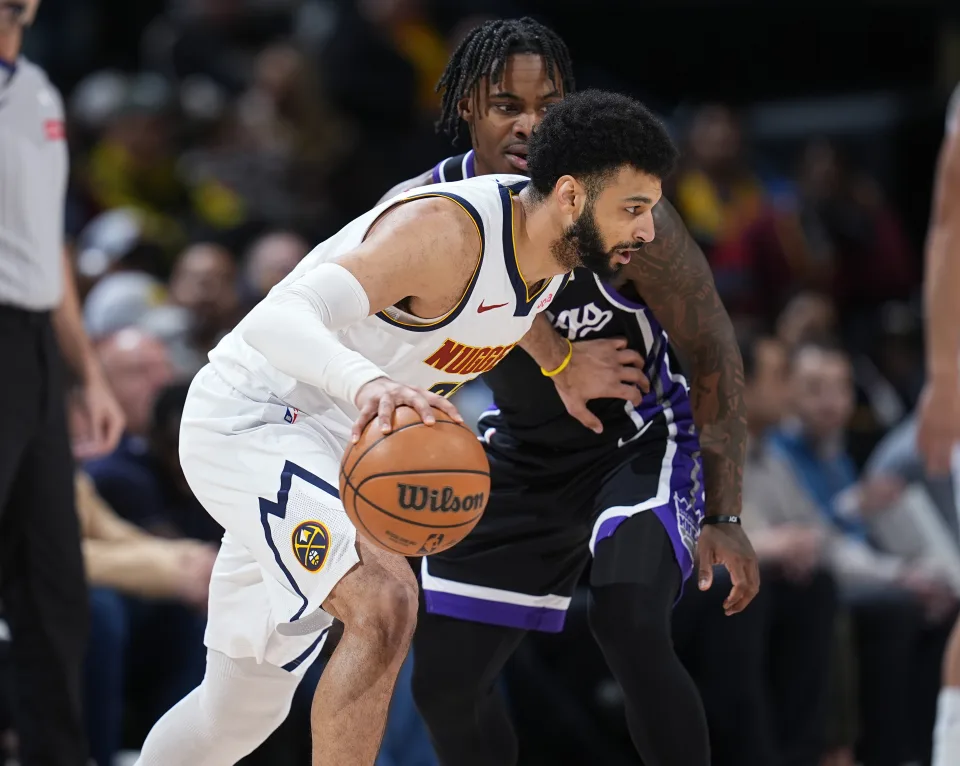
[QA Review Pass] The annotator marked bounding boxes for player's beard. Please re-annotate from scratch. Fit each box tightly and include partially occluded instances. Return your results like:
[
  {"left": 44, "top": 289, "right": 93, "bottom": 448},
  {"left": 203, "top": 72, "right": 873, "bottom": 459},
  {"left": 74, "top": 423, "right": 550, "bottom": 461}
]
[{"left": 551, "top": 199, "right": 628, "bottom": 281}]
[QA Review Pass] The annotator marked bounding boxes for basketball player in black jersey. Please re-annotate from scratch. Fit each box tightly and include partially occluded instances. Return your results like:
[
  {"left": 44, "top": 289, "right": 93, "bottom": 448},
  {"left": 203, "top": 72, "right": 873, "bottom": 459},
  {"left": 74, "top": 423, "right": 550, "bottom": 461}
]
[{"left": 381, "top": 19, "right": 759, "bottom": 766}]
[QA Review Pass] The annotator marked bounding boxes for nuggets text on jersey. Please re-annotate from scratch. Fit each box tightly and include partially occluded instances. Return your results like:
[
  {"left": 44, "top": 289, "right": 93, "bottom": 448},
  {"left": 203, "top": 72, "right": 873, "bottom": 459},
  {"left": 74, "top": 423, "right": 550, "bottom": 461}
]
[{"left": 423, "top": 339, "right": 517, "bottom": 376}]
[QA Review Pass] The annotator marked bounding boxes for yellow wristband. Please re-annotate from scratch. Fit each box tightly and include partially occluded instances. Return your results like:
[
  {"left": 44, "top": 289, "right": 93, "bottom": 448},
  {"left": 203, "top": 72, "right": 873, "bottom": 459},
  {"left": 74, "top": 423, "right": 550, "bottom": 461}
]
[{"left": 541, "top": 338, "right": 573, "bottom": 377}]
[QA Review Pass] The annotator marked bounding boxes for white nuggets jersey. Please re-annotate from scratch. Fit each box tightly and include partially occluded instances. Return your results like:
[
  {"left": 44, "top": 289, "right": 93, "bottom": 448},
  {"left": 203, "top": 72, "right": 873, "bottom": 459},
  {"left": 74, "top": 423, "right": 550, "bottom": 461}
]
[{"left": 209, "top": 175, "right": 571, "bottom": 442}]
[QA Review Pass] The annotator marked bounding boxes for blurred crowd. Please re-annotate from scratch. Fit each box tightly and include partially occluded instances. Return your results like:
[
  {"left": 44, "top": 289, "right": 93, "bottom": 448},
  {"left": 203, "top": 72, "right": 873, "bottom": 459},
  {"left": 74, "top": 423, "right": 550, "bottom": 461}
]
[{"left": 0, "top": 1, "right": 953, "bottom": 765}]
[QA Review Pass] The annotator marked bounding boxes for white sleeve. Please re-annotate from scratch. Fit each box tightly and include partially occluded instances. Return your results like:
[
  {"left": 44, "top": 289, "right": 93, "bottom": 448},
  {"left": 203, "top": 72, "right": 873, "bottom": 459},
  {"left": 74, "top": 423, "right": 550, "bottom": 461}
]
[{"left": 241, "top": 263, "right": 386, "bottom": 405}]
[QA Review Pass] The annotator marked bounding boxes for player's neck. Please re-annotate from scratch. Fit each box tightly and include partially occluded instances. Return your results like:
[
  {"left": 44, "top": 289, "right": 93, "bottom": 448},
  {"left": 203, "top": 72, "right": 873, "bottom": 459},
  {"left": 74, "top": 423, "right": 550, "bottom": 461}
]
[
  {"left": 0, "top": 27, "right": 22, "bottom": 64},
  {"left": 472, "top": 151, "right": 496, "bottom": 178},
  {"left": 513, "top": 187, "right": 568, "bottom": 284}
]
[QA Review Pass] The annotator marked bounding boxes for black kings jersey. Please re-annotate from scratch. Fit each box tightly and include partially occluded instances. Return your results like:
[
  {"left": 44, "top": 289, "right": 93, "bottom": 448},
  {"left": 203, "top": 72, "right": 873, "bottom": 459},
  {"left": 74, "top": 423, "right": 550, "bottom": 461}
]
[{"left": 482, "top": 269, "right": 696, "bottom": 452}]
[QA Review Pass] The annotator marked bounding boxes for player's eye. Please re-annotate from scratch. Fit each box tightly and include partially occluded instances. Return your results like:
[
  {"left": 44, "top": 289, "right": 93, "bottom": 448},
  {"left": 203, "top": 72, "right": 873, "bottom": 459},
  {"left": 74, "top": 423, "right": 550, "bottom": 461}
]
[
  {"left": 494, "top": 104, "right": 519, "bottom": 114},
  {"left": 626, "top": 206, "right": 638, "bottom": 215}
]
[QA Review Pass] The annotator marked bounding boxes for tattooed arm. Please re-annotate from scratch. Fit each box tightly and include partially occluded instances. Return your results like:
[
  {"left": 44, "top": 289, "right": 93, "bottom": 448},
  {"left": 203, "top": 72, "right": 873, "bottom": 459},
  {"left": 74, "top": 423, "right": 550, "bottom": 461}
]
[
  {"left": 624, "top": 198, "right": 747, "bottom": 519},
  {"left": 625, "top": 198, "right": 757, "bottom": 612}
]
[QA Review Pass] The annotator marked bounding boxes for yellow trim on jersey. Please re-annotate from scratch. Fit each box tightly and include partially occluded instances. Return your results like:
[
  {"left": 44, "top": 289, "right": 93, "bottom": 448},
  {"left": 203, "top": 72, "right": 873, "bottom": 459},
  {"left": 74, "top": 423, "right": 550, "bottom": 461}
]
[
  {"left": 376, "top": 192, "right": 484, "bottom": 330},
  {"left": 508, "top": 188, "right": 552, "bottom": 304}
]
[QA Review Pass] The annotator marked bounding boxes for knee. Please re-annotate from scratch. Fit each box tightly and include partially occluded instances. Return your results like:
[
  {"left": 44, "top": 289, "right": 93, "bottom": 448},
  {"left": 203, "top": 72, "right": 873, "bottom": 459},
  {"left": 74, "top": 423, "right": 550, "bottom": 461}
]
[
  {"left": 339, "top": 560, "right": 419, "bottom": 655},
  {"left": 588, "top": 584, "right": 670, "bottom": 655}
]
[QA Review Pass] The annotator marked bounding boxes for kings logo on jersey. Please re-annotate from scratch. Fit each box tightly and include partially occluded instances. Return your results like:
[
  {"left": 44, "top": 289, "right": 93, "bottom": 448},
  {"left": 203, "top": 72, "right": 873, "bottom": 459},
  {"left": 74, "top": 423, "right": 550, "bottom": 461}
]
[
  {"left": 548, "top": 302, "right": 614, "bottom": 340},
  {"left": 292, "top": 520, "right": 330, "bottom": 572}
]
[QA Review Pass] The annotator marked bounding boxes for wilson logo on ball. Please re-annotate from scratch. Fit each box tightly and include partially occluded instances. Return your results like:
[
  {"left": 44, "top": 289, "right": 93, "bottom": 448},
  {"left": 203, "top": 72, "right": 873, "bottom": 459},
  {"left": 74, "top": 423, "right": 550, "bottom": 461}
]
[{"left": 396, "top": 484, "right": 485, "bottom": 513}]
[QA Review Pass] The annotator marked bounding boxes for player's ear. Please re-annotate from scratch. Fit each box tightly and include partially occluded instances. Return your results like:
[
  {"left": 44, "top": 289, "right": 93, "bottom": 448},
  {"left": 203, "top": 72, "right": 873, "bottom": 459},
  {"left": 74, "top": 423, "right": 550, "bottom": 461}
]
[
  {"left": 554, "top": 176, "right": 584, "bottom": 221},
  {"left": 458, "top": 95, "right": 474, "bottom": 122}
]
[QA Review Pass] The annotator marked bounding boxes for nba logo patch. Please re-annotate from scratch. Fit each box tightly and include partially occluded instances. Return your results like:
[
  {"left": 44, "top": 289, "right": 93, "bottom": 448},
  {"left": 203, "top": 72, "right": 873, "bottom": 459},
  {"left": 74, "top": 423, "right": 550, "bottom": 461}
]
[
  {"left": 284, "top": 407, "right": 299, "bottom": 424},
  {"left": 292, "top": 520, "right": 330, "bottom": 573}
]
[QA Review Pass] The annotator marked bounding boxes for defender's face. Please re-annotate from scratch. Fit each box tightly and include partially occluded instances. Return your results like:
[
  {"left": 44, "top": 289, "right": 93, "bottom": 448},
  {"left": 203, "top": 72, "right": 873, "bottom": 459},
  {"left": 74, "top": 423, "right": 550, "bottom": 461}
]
[{"left": 462, "top": 53, "right": 563, "bottom": 176}]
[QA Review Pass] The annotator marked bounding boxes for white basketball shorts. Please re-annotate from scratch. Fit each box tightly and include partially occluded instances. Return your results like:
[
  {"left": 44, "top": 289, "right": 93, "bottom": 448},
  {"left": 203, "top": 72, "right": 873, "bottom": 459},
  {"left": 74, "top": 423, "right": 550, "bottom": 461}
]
[{"left": 179, "top": 365, "right": 360, "bottom": 676}]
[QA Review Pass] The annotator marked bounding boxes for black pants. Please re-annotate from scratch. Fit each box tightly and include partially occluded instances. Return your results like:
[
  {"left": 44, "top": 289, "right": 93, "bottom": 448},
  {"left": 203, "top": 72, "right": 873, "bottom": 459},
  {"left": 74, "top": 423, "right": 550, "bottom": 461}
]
[
  {"left": 0, "top": 307, "right": 88, "bottom": 765},
  {"left": 672, "top": 565, "right": 837, "bottom": 766},
  {"left": 411, "top": 512, "right": 710, "bottom": 766}
]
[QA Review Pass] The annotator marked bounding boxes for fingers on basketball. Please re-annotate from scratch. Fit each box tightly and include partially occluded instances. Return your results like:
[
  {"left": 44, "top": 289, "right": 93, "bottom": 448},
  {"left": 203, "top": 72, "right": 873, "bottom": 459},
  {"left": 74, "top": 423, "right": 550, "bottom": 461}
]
[{"left": 340, "top": 405, "right": 490, "bottom": 557}]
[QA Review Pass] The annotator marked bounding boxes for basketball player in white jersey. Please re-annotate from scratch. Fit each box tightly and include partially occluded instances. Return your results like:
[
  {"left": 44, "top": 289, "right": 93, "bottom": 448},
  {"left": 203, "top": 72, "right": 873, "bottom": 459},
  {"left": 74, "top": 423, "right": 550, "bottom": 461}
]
[
  {"left": 134, "top": 89, "right": 679, "bottom": 765},
  {"left": 919, "top": 82, "right": 960, "bottom": 766}
]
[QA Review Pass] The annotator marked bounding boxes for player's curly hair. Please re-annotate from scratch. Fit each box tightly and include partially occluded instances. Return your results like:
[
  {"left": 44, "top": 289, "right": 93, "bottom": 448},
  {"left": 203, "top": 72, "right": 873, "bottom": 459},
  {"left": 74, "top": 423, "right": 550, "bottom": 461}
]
[
  {"left": 436, "top": 17, "right": 575, "bottom": 143},
  {"left": 526, "top": 90, "right": 679, "bottom": 197}
]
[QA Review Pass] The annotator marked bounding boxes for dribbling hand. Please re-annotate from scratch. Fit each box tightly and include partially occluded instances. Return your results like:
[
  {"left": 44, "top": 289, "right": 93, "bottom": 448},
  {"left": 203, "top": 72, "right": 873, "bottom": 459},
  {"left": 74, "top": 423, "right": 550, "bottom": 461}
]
[{"left": 352, "top": 377, "right": 464, "bottom": 442}]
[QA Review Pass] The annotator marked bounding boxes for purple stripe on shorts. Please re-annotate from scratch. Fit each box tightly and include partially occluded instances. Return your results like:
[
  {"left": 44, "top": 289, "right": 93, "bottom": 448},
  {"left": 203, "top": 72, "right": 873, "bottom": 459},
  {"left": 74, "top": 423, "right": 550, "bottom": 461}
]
[
  {"left": 593, "top": 446, "right": 704, "bottom": 590},
  {"left": 424, "top": 589, "right": 567, "bottom": 633}
]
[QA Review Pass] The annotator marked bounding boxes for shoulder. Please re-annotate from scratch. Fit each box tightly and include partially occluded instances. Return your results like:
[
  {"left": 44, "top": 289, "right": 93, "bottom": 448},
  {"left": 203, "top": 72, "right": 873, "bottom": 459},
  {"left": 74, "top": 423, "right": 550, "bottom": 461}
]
[
  {"left": 377, "top": 168, "right": 435, "bottom": 206},
  {"left": 19, "top": 58, "right": 65, "bottom": 115},
  {"left": 370, "top": 194, "right": 481, "bottom": 257}
]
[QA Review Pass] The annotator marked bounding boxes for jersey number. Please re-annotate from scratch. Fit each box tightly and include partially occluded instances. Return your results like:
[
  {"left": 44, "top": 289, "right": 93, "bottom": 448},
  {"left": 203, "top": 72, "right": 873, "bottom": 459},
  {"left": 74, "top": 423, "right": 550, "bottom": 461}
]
[{"left": 428, "top": 381, "right": 465, "bottom": 398}]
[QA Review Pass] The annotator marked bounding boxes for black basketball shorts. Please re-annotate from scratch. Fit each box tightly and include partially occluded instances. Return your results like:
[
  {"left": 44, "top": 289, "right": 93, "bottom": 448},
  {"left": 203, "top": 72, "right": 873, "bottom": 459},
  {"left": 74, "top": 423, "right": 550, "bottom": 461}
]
[{"left": 420, "top": 417, "right": 705, "bottom": 633}]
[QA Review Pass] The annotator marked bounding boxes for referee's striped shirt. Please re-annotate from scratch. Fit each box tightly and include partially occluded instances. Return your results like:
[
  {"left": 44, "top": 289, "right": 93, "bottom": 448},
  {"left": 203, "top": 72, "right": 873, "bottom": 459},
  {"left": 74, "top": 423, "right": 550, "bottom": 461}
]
[{"left": 0, "top": 57, "right": 68, "bottom": 311}]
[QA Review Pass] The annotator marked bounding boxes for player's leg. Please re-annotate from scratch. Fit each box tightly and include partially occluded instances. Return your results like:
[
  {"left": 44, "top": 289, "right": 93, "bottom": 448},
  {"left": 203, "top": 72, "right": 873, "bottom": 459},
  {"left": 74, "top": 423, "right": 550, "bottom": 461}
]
[
  {"left": 411, "top": 440, "right": 587, "bottom": 766},
  {"left": 587, "top": 450, "right": 710, "bottom": 766},
  {"left": 135, "top": 535, "right": 307, "bottom": 765},
  {"left": 310, "top": 539, "right": 418, "bottom": 765},
  {"left": 934, "top": 450, "right": 960, "bottom": 766},
  {"left": 934, "top": 617, "right": 960, "bottom": 766},
  {"left": 138, "top": 368, "right": 417, "bottom": 765},
  {"left": 411, "top": 602, "right": 526, "bottom": 766}
]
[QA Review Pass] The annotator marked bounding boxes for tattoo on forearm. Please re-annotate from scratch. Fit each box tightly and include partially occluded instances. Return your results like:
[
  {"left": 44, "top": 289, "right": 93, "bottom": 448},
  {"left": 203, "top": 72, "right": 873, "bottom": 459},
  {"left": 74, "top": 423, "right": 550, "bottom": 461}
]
[{"left": 626, "top": 199, "right": 747, "bottom": 516}]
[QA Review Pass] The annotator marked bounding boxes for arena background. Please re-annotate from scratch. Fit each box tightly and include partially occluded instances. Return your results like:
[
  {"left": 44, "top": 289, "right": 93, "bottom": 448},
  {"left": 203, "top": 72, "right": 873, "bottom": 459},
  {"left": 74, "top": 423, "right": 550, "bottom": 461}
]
[{"left": 4, "top": 0, "right": 960, "bottom": 764}]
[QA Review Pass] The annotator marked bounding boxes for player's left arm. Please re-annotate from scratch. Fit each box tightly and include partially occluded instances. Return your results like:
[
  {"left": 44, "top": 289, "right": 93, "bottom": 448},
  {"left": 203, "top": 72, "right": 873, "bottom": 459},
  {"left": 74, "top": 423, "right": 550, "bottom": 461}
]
[
  {"left": 52, "top": 249, "right": 125, "bottom": 458},
  {"left": 624, "top": 199, "right": 759, "bottom": 614}
]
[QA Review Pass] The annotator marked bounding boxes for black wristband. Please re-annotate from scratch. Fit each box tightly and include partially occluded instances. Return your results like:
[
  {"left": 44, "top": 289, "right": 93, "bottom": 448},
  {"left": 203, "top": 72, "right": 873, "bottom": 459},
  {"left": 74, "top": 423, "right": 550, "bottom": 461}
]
[{"left": 700, "top": 515, "right": 741, "bottom": 527}]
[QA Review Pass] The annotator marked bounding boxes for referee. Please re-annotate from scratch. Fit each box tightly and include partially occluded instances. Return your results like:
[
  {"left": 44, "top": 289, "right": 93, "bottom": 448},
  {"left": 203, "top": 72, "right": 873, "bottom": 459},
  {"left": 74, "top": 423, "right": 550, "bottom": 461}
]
[{"left": 0, "top": 2, "right": 125, "bottom": 763}]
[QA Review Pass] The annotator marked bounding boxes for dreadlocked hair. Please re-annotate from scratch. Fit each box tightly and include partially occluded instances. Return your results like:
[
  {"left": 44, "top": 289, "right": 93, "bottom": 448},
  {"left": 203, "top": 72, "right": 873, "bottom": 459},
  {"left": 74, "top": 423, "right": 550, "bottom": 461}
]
[{"left": 436, "top": 17, "right": 575, "bottom": 143}]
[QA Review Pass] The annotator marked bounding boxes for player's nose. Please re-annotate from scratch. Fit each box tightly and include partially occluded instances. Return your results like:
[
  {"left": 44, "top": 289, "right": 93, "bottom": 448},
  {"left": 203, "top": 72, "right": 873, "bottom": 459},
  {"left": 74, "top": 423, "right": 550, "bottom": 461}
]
[
  {"left": 634, "top": 215, "right": 655, "bottom": 244},
  {"left": 514, "top": 110, "right": 536, "bottom": 137}
]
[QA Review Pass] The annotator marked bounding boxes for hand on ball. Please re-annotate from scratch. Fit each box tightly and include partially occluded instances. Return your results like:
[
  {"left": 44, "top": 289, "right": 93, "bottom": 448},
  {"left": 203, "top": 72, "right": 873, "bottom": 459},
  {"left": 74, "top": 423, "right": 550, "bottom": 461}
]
[{"left": 352, "top": 377, "right": 465, "bottom": 442}]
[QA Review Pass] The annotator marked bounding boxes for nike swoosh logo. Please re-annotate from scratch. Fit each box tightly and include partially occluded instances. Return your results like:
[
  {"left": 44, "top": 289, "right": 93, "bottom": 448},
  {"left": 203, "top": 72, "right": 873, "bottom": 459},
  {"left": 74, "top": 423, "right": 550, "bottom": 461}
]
[{"left": 477, "top": 301, "right": 509, "bottom": 313}]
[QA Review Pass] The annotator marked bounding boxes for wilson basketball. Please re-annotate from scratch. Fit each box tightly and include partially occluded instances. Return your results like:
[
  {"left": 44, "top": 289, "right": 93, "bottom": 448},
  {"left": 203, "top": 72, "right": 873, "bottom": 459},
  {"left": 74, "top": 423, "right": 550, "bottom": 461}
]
[{"left": 339, "top": 406, "right": 490, "bottom": 556}]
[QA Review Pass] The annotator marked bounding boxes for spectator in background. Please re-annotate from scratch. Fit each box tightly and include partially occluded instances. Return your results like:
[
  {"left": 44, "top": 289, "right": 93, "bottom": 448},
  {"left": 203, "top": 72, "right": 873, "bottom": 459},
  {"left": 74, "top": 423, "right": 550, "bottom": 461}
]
[
  {"left": 738, "top": 333, "right": 854, "bottom": 765},
  {"left": 239, "top": 229, "right": 308, "bottom": 309},
  {"left": 672, "top": 104, "right": 767, "bottom": 255},
  {"left": 82, "top": 73, "right": 245, "bottom": 253},
  {"left": 86, "top": 336, "right": 222, "bottom": 542},
  {"left": 712, "top": 139, "right": 916, "bottom": 325},
  {"left": 673, "top": 332, "right": 840, "bottom": 766},
  {"left": 775, "top": 291, "right": 910, "bottom": 467},
  {"left": 76, "top": 470, "right": 215, "bottom": 766},
  {"left": 772, "top": 338, "right": 955, "bottom": 766},
  {"left": 167, "top": 241, "right": 241, "bottom": 357}
]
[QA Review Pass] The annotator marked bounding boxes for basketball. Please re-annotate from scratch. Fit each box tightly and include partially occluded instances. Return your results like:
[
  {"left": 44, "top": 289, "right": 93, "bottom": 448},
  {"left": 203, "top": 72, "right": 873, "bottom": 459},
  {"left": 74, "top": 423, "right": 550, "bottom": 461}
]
[{"left": 339, "top": 406, "right": 490, "bottom": 556}]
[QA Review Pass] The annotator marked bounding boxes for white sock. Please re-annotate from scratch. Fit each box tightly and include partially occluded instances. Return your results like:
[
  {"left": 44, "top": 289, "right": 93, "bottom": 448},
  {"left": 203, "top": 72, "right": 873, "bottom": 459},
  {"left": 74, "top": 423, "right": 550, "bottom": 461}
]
[
  {"left": 134, "top": 649, "right": 300, "bottom": 766},
  {"left": 933, "top": 687, "right": 960, "bottom": 766}
]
